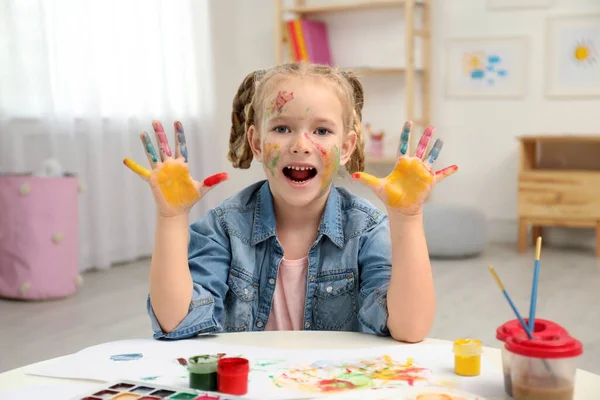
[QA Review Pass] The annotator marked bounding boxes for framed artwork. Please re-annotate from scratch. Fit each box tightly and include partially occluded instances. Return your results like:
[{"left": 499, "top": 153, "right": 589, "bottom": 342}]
[
  {"left": 445, "top": 37, "right": 527, "bottom": 98},
  {"left": 546, "top": 14, "right": 600, "bottom": 98},
  {"left": 487, "top": 0, "right": 554, "bottom": 10}
]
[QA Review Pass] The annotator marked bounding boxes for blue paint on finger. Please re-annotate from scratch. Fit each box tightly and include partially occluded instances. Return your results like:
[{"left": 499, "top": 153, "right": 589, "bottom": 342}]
[
  {"left": 175, "top": 121, "right": 188, "bottom": 162},
  {"left": 142, "top": 131, "right": 159, "bottom": 163},
  {"left": 427, "top": 139, "right": 443, "bottom": 164},
  {"left": 398, "top": 121, "right": 411, "bottom": 156}
]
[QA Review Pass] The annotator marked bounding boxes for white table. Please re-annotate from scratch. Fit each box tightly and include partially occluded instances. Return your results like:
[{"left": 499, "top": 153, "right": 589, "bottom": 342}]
[{"left": 0, "top": 331, "right": 598, "bottom": 399}]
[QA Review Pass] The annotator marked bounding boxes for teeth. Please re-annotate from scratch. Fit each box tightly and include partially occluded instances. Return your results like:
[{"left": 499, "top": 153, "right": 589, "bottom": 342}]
[{"left": 285, "top": 166, "right": 315, "bottom": 171}]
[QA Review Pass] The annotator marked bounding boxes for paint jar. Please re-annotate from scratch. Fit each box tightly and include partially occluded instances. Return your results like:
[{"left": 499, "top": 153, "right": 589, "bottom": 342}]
[
  {"left": 217, "top": 357, "right": 250, "bottom": 395},
  {"left": 496, "top": 319, "right": 569, "bottom": 397},
  {"left": 188, "top": 354, "right": 218, "bottom": 391},
  {"left": 453, "top": 338, "right": 482, "bottom": 376},
  {"left": 506, "top": 334, "right": 582, "bottom": 400}
]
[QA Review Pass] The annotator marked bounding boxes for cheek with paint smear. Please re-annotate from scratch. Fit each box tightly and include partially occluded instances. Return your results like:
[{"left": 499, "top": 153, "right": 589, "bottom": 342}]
[
  {"left": 303, "top": 133, "right": 340, "bottom": 193},
  {"left": 263, "top": 142, "right": 281, "bottom": 176}
]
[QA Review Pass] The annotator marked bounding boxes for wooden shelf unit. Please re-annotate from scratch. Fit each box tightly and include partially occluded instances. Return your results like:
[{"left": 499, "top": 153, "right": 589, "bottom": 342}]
[
  {"left": 274, "top": 0, "right": 431, "bottom": 161},
  {"left": 517, "top": 135, "right": 600, "bottom": 257}
]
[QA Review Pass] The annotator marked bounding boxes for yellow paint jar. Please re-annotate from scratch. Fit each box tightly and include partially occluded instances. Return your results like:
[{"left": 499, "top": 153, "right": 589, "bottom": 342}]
[{"left": 453, "top": 338, "right": 482, "bottom": 376}]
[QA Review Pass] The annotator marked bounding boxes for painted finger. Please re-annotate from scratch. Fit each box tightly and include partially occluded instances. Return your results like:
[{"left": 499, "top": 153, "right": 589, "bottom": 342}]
[
  {"left": 140, "top": 131, "right": 159, "bottom": 168},
  {"left": 397, "top": 121, "right": 412, "bottom": 157},
  {"left": 434, "top": 165, "right": 458, "bottom": 183},
  {"left": 152, "top": 120, "right": 172, "bottom": 161},
  {"left": 425, "top": 139, "right": 443, "bottom": 167},
  {"left": 174, "top": 121, "right": 188, "bottom": 162},
  {"left": 351, "top": 171, "right": 381, "bottom": 189},
  {"left": 198, "top": 172, "right": 229, "bottom": 197},
  {"left": 414, "top": 126, "right": 435, "bottom": 160},
  {"left": 123, "top": 158, "right": 151, "bottom": 180}
]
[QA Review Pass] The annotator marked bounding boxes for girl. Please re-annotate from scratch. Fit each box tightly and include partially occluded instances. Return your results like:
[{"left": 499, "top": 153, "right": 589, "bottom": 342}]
[{"left": 123, "top": 63, "right": 457, "bottom": 342}]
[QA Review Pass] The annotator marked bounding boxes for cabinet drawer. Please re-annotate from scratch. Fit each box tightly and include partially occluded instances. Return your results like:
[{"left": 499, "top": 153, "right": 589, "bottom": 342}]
[{"left": 518, "top": 171, "right": 600, "bottom": 219}]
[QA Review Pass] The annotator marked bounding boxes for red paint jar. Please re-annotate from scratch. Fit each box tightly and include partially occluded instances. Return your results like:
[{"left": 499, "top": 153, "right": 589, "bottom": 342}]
[
  {"left": 217, "top": 357, "right": 249, "bottom": 395},
  {"left": 496, "top": 319, "right": 569, "bottom": 397}
]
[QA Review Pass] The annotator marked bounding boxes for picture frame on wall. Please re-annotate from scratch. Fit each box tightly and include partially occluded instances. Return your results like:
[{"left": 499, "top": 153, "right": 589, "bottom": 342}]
[
  {"left": 445, "top": 36, "right": 527, "bottom": 98},
  {"left": 546, "top": 14, "right": 600, "bottom": 98},
  {"left": 487, "top": 0, "right": 554, "bottom": 10}
]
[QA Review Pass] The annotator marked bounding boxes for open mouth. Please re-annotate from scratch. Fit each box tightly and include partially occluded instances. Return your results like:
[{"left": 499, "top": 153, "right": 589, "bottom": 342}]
[{"left": 282, "top": 165, "right": 318, "bottom": 184}]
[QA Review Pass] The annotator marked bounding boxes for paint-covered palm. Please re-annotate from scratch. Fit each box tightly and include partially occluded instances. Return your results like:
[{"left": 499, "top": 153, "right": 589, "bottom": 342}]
[
  {"left": 352, "top": 121, "right": 457, "bottom": 216},
  {"left": 123, "top": 120, "right": 228, "bottom": 218}
]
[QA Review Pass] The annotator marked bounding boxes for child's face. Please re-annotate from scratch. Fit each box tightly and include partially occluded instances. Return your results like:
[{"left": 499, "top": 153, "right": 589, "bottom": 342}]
[{"left": 248, "top": 76, "right": 357, "bottom": 208}]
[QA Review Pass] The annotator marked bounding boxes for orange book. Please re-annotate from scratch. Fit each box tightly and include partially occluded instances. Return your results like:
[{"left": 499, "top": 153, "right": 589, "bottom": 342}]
[
  {"left": 287, "top": 21, "right": 301, "bottom": 61},
  {"left": 292, "top": 19, "right": 309, "bottom": 61}
]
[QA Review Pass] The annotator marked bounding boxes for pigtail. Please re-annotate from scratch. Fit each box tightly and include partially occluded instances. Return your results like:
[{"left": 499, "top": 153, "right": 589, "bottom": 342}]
[
  {"left": 342, "top": 71, "right": 366, "bottom": 174},
  {"left": 228, "top": 71, "right": 262, "bottom": 169}
]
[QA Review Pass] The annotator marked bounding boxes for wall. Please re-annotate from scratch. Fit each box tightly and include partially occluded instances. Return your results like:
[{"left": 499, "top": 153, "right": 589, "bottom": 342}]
[{"left": 206, "top": 0, "right": 600, "bottom": 250}]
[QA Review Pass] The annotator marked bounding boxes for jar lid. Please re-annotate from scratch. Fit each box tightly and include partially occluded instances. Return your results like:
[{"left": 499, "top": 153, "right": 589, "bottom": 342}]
[
  {"left": 453, "top": 338, "right": 482, "bottom": 356},
  {"left": 505, "top": 334, "right": 583, "bottom": 359},
  {"left": 496, "top": 319, "right": 569, "bottom": 342},
  {"left": 189, "top": 354, "right": 219, "bottom": 365}
]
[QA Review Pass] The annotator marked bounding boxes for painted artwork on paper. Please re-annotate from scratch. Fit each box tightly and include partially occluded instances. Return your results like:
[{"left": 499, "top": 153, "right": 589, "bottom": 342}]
[
  {"left": 546, "top": 15, "right": 600, "bottom": 97},
  {"left": 445, "top": 37, "right": 526, "bottom": 98},
  {"left": 271, "top": 355, "right": 430, "bottom": 394}
]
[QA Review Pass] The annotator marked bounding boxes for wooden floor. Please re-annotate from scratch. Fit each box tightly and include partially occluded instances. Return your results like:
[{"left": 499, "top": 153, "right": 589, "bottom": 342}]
[{"left": 1, "top": 243, "right": 599, "bottom": 374}]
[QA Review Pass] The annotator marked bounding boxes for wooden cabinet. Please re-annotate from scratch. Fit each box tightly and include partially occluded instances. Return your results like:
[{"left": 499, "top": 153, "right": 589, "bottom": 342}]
[{"left": 517, "top": 135, "right": 600, "bottom": 257}]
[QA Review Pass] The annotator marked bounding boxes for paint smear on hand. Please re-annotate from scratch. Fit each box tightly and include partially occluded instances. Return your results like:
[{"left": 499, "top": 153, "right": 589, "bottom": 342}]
[
  {"left": 264, "top": 142, "right": 281, "bottom": 176},
  {"left": 203, "top": 172, "right": 228, "bottom": 187},
  {"left": 303, "top": 133, "right": 339, "bottom": 195},
  {"left": 353, "top": 158, "right": 434, "bottom": 209},
  {"left": 142, "top": 131, "right": 159, "bottom": 162},
  {"left": 174, "top": 121, "right": 188, "bottom": 162},
  {"left": 110, "top": 353, "right": 143, "bottom": 361},
  {"left": 152, "top": 120, "right": 172, "bottom": 157},
  {"left": 123, "top": 158, "right": 151, "bottom": 179},
  {"left": 414, "top": 126, "right": 434, "bottom": 159},
  {"left": 155, "top": 162, "right": 200, "bottom": 208}
]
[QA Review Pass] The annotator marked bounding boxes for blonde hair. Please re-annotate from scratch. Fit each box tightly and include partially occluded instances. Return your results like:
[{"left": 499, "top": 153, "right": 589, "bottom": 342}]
[{"left": 227, "top": 62, "right": 365, "bottom": 173}]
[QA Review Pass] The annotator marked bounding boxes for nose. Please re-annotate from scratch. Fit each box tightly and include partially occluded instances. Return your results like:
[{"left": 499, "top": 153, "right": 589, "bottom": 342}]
[{"left": 290, "top": 133, "right": 311, "bottom": 154}]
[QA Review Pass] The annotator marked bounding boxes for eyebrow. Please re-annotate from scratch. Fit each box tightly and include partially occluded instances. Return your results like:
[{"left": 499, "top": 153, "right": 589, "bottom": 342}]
[{"left": 266, "top": 115, "right": 337, "bottom": 126}]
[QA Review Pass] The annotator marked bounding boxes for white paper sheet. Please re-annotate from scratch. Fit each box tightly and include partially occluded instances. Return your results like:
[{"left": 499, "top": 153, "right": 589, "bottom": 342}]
[{"left": 27, "top": 339, "right": 505, "bottom": 400}]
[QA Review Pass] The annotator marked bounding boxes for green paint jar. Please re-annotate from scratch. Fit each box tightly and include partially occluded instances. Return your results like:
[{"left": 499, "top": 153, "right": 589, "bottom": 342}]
[{"left": 188, "top": 354, "right": 218, "bottom": 391}]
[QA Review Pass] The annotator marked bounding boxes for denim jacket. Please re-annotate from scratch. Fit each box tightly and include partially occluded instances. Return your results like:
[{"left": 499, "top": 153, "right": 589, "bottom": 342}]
[{"left": 147, "top": 180, "right": 392, "bottom": 339}]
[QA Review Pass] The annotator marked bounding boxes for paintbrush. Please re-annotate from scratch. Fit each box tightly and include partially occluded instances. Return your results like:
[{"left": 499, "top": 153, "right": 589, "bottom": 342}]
[
  {"left": 488, "top": 265, "right": 556, "bottom": 382},
  {"left": 528, "top": 236, "right": 542, "bottom": 333},
  {"left": 488, "top": 265, "right": 532, "bottom": 338}
]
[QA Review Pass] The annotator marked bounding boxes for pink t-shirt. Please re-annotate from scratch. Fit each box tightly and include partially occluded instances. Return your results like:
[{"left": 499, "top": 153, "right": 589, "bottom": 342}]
[{"left": 265, "top": 256, "right": 308, "bottom": 331}]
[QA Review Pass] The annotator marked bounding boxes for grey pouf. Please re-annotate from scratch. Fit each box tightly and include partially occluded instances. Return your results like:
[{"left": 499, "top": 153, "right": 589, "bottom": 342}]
[{"left": 423, "top": 202, "right": 487, "bottom": 258}]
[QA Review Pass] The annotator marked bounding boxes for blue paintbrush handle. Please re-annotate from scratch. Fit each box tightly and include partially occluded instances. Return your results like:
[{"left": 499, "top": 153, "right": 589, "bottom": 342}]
[
  {"left": 503, "top": 290, "right": 533, "bottom": 339},
  {"left": 529, "top": 259, "right": 540, "bottom": 332}
]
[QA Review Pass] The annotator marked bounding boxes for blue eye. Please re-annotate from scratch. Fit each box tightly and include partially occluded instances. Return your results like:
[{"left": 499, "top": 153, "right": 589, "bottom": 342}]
[
  {"left": 274, "top": 126, "right": 290, "bottom": 134},
  {"left": 315, "top": 128, "right": 330, "bottom": 136}
]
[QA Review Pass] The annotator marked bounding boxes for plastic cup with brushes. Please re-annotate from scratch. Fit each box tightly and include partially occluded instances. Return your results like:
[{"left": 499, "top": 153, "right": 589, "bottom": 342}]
[{"left": 488, "top": 238, "right": 583, "bottom": 400}]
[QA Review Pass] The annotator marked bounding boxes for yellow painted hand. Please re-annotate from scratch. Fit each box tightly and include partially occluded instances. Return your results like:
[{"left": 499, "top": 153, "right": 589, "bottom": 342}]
[
  {"left": 123, "top": 120, "right": 228, "bottom": 218},
  {"left": 352, "top": 122, "right": 457, "bottom": 215}
]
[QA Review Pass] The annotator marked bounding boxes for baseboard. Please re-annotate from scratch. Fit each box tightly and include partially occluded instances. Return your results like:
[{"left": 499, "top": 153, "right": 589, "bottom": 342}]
[{"left": 488, "top": 218, "right": 597, "bottom": 251}]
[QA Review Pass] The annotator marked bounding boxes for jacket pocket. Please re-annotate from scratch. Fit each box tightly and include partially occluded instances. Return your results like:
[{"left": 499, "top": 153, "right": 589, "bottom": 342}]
[
  {"left": 223, "top": 267, "right": 257, "bottom": 332},
  {"left": 312, "top": 269, "right": 357, "bottom": 330}
]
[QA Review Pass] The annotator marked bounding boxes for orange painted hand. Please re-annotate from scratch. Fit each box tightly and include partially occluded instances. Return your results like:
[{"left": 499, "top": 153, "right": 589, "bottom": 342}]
[
  {"left": 352, "top": 122, "right": 457, "bottom": 216},
  {"left": 123, "top": 120, "right": 228, "bottom": 218}
]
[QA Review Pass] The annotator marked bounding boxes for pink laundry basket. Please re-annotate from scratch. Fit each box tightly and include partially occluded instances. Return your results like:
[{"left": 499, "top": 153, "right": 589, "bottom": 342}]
[{"left": 0, "top": 175, "right": 80, "bottom": 300}]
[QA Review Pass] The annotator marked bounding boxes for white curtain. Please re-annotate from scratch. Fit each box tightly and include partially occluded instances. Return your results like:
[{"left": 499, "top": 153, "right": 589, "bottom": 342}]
[{"left": 0, "top": 0, "right": 220, "bottom": 271}]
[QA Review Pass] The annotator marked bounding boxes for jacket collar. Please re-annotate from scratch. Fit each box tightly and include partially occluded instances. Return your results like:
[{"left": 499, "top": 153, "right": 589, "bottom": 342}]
[{"left": 250, "top": 181, "right": 344, "bottom": 248}]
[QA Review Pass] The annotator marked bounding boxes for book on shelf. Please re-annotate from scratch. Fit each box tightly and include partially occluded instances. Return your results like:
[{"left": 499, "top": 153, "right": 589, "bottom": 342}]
[{"left": 285, "top": 18, "right": 332, "bottom": 65}]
